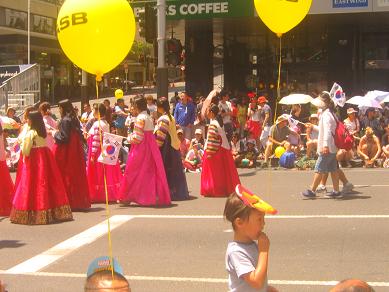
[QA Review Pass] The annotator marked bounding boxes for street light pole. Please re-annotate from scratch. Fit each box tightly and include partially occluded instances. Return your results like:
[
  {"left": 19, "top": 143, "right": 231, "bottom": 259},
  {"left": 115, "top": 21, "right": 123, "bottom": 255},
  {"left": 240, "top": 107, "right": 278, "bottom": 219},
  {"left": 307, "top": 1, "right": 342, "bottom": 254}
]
[
  {"left": 27, "top": 0, "right": 31, "bottom": 64},
  {"left": 156, "top": 0, "right": 168, "bottom": 98}
]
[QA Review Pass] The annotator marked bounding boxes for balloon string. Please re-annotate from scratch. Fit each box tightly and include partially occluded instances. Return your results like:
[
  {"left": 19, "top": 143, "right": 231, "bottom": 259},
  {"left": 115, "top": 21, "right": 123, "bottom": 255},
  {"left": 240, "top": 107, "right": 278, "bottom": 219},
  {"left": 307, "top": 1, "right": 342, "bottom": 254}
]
[
  {"left": 96, "top": 78, "right": 114, "bottom": 280},
  {"left": 267, "top": 35, "right": 282, "bottom": 197}
]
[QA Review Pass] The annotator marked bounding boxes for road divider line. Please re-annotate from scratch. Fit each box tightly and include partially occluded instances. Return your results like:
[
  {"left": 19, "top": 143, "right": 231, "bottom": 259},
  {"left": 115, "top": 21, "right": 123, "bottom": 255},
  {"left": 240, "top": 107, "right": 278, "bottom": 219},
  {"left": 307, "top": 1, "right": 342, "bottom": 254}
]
[
  {"left": 5, "top": 215, "right": 133, "bottom": 274},
  {"left": 1, "top": 271, "right": 389, "bottom": 287},
  {"left": 131, "top": 214, "right": 389, "bottom": 219}
]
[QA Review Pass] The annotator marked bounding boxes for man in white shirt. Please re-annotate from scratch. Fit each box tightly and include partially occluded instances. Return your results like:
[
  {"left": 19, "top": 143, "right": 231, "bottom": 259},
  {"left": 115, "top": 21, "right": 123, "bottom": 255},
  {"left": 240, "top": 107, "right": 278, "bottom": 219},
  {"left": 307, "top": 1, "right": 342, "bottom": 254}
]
[
  {"left": 219, "top": 90, "right": 233, "bottom": 141},
  {"left": 302, "top": 92, "right": 341, "bottom": 198}
]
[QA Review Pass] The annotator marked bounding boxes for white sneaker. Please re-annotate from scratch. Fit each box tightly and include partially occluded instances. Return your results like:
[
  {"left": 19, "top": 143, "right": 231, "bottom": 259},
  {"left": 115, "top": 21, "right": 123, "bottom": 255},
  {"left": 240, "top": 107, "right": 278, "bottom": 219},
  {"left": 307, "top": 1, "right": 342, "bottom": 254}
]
[
  {"left": 342, "top": 182, "right": 354, "bottom": 194},
  {"left": 316, "top": 184, "right": 327, "bottom": 193}
]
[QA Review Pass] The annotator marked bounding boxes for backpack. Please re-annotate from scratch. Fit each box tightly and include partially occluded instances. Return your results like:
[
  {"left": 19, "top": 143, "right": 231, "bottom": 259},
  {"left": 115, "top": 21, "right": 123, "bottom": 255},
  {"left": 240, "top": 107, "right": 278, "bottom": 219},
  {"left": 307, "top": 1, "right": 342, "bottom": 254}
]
[
  {"left": 279, "top": 151, "right": 296, "bottom": 169},
  {"left": 331, "top": 112, "right": 354, "bottom": 151}
]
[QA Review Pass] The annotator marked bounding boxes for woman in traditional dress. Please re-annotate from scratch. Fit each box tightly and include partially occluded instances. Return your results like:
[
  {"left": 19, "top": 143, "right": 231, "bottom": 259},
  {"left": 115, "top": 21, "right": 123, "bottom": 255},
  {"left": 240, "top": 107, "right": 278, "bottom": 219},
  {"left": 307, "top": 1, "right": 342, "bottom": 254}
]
[
  {"left": 87, "top": 104, "right": 122, "bottom": 203},
  {"left": 10, "top": 111, "right": 73, "bottom": 225},
  {"left": 39, "top": 102, "right": 57, "bottom": 151},
  {"left": 201, "top": 104, "right": 240, "bottom": 197},
  {"left": 119, "top": 96, "right": 171, "bottom": 206},
  {"left": 53, "top": 99, "right": 90, "bottom": 210},
  {"left": 155, "top": 97, "right": 189, "bottom": 201},
  {"left": 0, "top": 119, "right": 15, "bottom": 216}
]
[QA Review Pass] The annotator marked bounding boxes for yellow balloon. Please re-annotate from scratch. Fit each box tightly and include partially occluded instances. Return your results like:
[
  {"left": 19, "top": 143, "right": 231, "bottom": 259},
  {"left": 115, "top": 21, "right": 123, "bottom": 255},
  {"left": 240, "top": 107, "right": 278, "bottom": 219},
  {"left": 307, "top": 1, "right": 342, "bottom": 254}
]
[
  {"left": 254, "top": 0, "right": 312, "bottom": 36},
  {"left": 275, "top": 146, "right": 286, "bottom": 159},
  {"left": 115, "top": 89, "right": 124, "bottom": 99},
  {"left": 57, "top": 0, "right": 136, "bottom": 80}
]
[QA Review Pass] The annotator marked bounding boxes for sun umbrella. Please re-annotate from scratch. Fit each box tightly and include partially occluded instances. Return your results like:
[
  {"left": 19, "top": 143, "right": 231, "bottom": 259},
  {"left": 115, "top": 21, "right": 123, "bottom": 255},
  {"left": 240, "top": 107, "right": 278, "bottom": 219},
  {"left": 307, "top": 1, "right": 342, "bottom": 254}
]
[
  {"left": 346, "top": 95, "right": 364, "bottom": 106},
  {"left": 365, "top": 90, "right": 389, "bottom": 102},
  {"left": 201, "top": 89, "right": 220, "bottom": 119},
  {"left": 358, "top": 98, "right": 382, "bottom": 109},
  {"left": 279, "top": 94, "right": 312, "bottom": 105}
]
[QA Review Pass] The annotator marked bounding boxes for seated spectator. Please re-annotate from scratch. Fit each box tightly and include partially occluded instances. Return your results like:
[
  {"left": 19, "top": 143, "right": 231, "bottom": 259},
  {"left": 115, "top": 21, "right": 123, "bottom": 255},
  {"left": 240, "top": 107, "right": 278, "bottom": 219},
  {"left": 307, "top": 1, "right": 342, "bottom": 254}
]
[
  {"left": 361, "top": 108, "right": 383, "bottom": 140},
  {"left": 183, "top": 143, "right": 204, "bottom": 173},
  {"left": 358, "top": 127, "right": 381, "bottom": 168},
  {"left": 330, "top": 279, "right": 374, "bottom": 292},
  {"left": 190, "top": 128, "right": 205, "bottom": 149},
  {"left": 381, "top": 124, "right": 389, "bottom": 167},
  {"left": 306, "top": 114, "right": 319, "bottom": 158},
  {"left": 85, "top": 270, "right": 130, "bottom": 292},
  {"left": 344, "top": 108, "right": 361, "bottom": 139},
  {"left": 177, "top": 128, "right": 190, "bottom": 160},
  {"left": 264, "top": 114, "right": 299, "bottom": 166},
  {"left": 231, "top": 132, "right": 246, "bottom": 162},
  {"left": 238, "top": 139, "right": 258, "bottom": 168}
]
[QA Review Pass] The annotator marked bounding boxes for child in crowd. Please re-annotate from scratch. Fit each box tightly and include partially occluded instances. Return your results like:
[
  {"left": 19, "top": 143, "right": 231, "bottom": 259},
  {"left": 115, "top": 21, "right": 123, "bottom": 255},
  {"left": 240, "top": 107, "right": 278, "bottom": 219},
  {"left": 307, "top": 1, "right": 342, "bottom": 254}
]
[
  {"left": 184, "top": 143, "right": 204, "bottom": 173},
  {"left": 190, "top": 128, "right": 205, "bottom": 149},
  {"left": 231, "top": 132, "right": 246, "bottom": 163},
  {"left": 224, "top": 186, "right": 278, "bottom": 292},
  {"left": 238, "top": 139, "right": 258, "bottom": 168},
  {"left": 177, "top": 128, "right": 190, "bottom": 160},
  {"left": 246, "top": 98, "right": 261, "bottom": 141}
]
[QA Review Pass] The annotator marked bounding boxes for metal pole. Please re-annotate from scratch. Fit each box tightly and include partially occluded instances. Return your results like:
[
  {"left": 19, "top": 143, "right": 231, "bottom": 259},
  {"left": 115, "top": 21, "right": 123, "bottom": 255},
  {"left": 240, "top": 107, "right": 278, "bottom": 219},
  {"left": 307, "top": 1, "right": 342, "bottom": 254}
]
[
  {"left": 28, "top": 0, "right": 31, "bottom": 64},
  {"left": 156, "top": 0, "right": 168, "bottom": 98}
]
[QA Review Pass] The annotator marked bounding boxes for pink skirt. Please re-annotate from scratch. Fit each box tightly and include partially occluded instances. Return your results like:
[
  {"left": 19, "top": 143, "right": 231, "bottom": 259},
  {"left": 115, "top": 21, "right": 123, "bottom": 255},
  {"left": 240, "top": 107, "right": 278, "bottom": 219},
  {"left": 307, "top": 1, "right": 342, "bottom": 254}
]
[
  {"left": 10, "top": 147, "right": 73, "bottom": 225},
  {"left": 201, "top": 147, "right": 241, "bottom": 197},
  {"left": 0, "top": 160, "right": 14, "bottom": 216},
  {"left": 87, "top": 136, "right": 122, "bottom": 203},
  {"left": 119, "top": 131, "right": 171, "bottom": 206}
]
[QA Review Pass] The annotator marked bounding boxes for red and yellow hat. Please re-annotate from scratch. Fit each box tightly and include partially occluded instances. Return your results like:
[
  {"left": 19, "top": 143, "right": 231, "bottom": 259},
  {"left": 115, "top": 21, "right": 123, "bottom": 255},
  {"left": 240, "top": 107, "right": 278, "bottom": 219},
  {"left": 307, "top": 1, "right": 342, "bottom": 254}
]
[{"left": 235, "top": 184, "right": 277, "bottom": 215}]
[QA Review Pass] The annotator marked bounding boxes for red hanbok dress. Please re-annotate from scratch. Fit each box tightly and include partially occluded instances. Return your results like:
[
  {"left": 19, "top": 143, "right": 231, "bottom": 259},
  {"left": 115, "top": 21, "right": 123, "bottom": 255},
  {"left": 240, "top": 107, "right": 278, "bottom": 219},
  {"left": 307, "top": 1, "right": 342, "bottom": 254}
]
[
  {"left": 53, "top": 115, "right": 90, "bottom": 210},
  {"left": 201, "top": 119, "right": 240, "bottom": 197},
  {"left": 10, "top": 129, "right": 73, "bottom": 225},
  {"left": 0, "top": 123, "right": 14, "bottom": 216},
  {"left": 87, "top": 119, "right": 122, "bottom": 203}
]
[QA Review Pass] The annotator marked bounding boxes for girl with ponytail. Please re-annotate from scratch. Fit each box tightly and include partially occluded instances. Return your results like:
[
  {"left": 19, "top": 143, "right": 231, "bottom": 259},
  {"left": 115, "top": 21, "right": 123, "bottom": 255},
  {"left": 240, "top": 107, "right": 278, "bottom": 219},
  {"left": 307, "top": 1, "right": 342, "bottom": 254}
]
[
  {"left": 201, "top": 104, "right": 240, "bottom": 197},
  {"left": 155, "top": 97, "right": 189, "bottom": 201}
]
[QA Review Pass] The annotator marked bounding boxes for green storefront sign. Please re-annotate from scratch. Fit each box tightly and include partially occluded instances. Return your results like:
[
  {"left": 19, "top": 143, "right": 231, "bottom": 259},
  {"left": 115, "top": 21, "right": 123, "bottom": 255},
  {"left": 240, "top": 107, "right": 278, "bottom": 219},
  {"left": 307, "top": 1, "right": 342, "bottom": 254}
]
[{"left": 131, "top": 0, "right": 254, "bottom": 20}]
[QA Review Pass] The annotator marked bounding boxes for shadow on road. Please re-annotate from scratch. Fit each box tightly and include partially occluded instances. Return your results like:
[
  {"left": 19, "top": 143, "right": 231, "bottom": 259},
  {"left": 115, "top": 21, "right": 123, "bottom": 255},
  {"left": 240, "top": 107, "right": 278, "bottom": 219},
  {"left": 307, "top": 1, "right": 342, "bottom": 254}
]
[{"left": 0, "top": 240, "right": 25, "bottom": 249}]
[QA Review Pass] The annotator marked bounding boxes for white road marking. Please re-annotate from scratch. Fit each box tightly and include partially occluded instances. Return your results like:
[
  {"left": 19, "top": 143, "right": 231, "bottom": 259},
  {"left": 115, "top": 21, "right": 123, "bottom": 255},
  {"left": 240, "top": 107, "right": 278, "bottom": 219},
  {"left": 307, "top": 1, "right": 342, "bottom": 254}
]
[
  {"left": 131, "top": 214, "right": 389, "bottom": 219},
  {"left": 6, "top": 215, "right": 133, "bottom": 274},
  {"left": 0, "top": 271, "right": 389, "bottom": 287}
]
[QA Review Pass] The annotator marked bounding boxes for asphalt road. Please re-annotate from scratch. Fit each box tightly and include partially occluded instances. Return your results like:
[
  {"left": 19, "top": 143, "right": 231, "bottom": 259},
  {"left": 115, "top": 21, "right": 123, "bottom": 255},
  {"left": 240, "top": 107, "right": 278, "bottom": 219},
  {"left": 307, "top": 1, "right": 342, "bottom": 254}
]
[{"left": 1, "top": 168, "right": 389, "bottom": 292}]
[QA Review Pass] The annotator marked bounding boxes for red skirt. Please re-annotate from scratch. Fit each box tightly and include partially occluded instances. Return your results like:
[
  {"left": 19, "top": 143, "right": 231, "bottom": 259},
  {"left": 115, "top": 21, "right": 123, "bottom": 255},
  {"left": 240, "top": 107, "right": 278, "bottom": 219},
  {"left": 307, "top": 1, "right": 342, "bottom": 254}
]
[
  {"left": 246, "top": 120, "right": 262, "bottom": 139},
  {"left": 53, "top": 131, "right": 90, "bottom": 210},
  {"left": 10, "top": 147, "right": 73, "bottom": 225},
  {"left": 201, "top": 147, "right": 241, "bottom": 197},
  {"left": 0, "top": 160, "right": 14, "bottom": 216}
]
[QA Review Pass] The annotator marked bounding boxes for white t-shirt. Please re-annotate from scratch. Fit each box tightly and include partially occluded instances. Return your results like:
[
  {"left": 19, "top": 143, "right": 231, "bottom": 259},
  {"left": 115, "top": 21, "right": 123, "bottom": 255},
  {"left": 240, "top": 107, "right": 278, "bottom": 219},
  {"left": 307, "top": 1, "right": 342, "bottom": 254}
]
[{"left": 219, "top": 101, "right": 232, "bottom": 124}]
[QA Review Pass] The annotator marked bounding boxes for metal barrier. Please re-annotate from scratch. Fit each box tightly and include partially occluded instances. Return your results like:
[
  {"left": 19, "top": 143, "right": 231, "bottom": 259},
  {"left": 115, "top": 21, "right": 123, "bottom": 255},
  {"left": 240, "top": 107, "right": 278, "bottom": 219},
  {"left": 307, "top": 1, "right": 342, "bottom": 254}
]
[{"left": 0, "top": 64, "right": 41, "bottom": 115}]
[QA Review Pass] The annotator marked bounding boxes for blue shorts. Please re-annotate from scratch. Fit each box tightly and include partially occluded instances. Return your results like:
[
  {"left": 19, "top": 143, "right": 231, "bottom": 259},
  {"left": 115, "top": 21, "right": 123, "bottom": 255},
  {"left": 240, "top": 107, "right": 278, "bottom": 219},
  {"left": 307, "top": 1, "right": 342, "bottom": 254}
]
[{"left": 314, "top": 153, "right": 338, "bottom": 173}]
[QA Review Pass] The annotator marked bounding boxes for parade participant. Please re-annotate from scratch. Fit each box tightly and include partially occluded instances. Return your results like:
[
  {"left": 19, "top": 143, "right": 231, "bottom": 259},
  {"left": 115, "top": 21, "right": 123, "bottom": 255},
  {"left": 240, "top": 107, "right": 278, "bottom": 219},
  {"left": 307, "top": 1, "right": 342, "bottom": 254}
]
[
  {"left": 87, "top": 104, "right": 123, "bottom": 203},
  {"left": 357, "top": 127, "right": 381, "bottom": 168},
  {"left": 258, "top": 96, "right": 272, "bottom": 151},
  {"left": 302, "top": 92, "right": 341, "bottom": 198},
  {"left": 224, "top": 186, "right": 278, "bottom": 292},
  {"left": 0, "top": 121, "right": 14, "bottom": 216},
  {"left": 10, "top": 111, "right": 73, "bottom": 225},
  {"left": 39, "top": 102, "right": 57, "bottom": 151},
  {"left": 53, "top": 99, "right": 90, "bottom": 210},
  {"left": 119, "top": 96, "right": 171, "bottom": 206},
  {"left": 155, "top": 97, "right": 189, "bottom": 201},
  {"left": 201, "top": 104, "right": 240, "bottom": 197}
]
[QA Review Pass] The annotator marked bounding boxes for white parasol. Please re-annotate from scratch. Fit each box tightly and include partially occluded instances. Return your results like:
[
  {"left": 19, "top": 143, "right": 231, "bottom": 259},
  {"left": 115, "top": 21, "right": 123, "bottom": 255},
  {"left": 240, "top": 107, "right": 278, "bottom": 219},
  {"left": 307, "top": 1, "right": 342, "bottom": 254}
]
[{"left": 278, "top": 94, "right": 313, "bottom": 105}]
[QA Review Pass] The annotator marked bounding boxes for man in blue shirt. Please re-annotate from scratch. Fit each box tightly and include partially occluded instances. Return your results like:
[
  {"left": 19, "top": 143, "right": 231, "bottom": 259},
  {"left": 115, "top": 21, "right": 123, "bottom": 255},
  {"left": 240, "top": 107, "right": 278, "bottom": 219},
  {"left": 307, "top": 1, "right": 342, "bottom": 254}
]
[{"left": 174, "top": 92, "right": 196, "bottom": 140}]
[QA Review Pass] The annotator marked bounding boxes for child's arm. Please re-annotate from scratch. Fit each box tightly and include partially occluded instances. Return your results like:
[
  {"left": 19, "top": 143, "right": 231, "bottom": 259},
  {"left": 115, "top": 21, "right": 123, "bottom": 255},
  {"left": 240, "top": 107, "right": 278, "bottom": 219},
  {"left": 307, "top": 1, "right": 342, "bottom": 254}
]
[{"left": 242, "top": 233, "right": 270, "bottom": 290}]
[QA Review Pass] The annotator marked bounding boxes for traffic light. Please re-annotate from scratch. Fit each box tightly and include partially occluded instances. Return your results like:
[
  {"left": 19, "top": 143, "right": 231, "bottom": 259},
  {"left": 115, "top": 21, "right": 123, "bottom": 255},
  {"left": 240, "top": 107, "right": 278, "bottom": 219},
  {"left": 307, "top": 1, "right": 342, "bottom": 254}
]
[
  {"left": 166, "top": 38, "right": 183, "bottom": 67},
  {"left": 145, "top": 4, "right": 157, "bottom": 44}
]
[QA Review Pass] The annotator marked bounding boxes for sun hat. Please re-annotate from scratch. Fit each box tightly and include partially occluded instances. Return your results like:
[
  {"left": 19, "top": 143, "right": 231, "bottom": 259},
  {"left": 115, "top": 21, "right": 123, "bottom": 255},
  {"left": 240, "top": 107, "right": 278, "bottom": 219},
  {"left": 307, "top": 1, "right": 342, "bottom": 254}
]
[
  {"left": 235, "top": 184, "right": 277, "bottom": 215},
  {"left": 257, "top": 96, "right": 268, "bottom": 104},
  {"left": 195, "top": 128, "right": 202, "bottom": 135},
  {"left": 347, "top": 108, "right": 358, "bottom": 115},
  {"left": 275, "top": 114, "right": 289, "bottom": 124}
]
